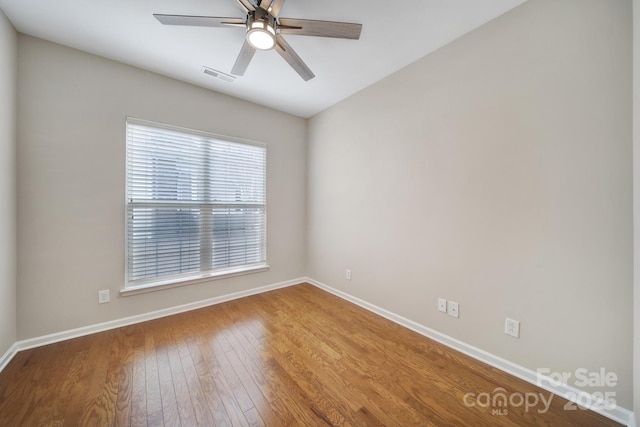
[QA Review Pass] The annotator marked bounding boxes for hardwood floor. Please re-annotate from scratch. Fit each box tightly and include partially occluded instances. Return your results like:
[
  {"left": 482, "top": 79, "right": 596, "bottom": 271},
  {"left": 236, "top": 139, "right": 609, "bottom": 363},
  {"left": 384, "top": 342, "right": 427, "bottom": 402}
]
[{"left": 0, "top": 283, "right": 621, "bottom": 426}]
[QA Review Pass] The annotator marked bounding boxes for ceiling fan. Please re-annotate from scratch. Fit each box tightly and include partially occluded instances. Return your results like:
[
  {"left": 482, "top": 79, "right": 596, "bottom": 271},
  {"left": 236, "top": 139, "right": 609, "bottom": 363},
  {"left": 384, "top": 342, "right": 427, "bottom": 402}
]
[{"left": 153, "top": 0, "right": 362, "bottom": 81}]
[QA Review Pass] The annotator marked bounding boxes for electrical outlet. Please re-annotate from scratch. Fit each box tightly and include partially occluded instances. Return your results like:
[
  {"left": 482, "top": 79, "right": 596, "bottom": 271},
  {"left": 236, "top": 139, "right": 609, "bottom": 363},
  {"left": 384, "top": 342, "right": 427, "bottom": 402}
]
[
  {"left": 447, "top": 301, "right": 459, "bottom": 318},
  {"left": 98, "top": 290, "right": 110, "bottom": 304},
  {"left": 345, "top": 269, "right": 352, "bottom": 280},
  {"left": 505, "top": 317, "right": 520, "bottom": 338},
  {"left": 438, "top": 298, "right": 447, "bottom": 313}
]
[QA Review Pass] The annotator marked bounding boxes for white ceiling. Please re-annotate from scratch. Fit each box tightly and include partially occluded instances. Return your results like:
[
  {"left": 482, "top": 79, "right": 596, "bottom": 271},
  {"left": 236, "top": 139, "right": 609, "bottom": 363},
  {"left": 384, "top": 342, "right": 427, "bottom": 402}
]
[{"left": 0, "top": 0, "right": 527, "bottom": 118}]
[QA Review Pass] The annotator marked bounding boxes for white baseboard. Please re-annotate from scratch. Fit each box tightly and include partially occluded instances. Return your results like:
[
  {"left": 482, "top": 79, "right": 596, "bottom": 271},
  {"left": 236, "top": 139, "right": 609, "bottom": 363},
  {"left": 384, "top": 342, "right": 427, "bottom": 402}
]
[
  {"left": 306, "top": 277, "right": 635, "bottom": 427},
  {"left": 0, "top": 342, "right": 19, "bottom": 373},
  {"left": 15, "top": 277, "right": 303, "bottom": 352}
]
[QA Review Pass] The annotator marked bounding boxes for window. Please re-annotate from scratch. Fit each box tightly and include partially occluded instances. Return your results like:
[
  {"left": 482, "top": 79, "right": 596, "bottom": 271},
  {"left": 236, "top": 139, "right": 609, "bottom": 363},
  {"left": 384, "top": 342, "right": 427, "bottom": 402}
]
[{"left": 125, "top": 118, "right": 267, "bottom": 291}]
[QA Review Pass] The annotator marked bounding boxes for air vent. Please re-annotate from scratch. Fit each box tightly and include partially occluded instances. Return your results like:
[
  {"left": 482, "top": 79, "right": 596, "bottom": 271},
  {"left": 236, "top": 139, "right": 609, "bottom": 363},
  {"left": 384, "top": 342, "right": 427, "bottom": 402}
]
[{"left": 202, "top": 66, "right": 235, "bottom": 83}]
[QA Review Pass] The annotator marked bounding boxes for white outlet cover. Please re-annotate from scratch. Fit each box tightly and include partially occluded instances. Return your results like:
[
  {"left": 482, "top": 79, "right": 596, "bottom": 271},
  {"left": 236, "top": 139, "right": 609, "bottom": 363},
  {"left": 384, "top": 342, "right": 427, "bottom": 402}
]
[
  {"left": 505, "top": 317, "right": 520, "bottom": 338},
  {"left": 98, "top": 289, "right": 110, "bottom": 304},
  {"left": 345, "top": 269, "right": 352, "bottom": 280},
  {"left": 438, "top": 298, "right": 447, "bottom": 313},
  {"left": 447, "top": 301, "right": 459, "bottom": 318}
]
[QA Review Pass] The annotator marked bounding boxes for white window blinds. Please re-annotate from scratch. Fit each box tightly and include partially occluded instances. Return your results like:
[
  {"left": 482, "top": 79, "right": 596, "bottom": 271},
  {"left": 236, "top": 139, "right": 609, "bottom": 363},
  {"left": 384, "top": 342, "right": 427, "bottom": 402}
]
[{"left": 126, "top": 119, "right": 267, "bottom": 287}]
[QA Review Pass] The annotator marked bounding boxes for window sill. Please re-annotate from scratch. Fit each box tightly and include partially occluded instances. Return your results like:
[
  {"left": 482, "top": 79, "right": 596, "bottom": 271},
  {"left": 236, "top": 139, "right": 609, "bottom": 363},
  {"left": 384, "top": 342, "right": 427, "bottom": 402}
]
[{"left": 120, "top": 265, "right": 270, "bottom": 297}]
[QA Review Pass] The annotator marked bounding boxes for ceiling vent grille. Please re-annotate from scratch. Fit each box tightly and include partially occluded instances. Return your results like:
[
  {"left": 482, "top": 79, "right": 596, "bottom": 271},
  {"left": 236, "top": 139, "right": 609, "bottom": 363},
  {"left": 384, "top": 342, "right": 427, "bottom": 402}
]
[{"left": 202, "top": 66, "right": 235, "bottom": 82}]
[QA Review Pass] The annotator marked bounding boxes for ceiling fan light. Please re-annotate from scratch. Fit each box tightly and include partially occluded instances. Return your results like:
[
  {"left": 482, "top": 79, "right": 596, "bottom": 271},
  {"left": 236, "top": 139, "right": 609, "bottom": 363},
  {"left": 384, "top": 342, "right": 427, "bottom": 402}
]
[{"left": 247, "top": 20, "right": 276, "bottom": 50}]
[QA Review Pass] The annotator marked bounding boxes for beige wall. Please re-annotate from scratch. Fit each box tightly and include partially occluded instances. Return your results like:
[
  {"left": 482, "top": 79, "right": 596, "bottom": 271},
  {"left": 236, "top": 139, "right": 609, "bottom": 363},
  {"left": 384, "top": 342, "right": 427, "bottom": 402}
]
[
  {"left": 0, "top": 9, "right": 17, "bottom": 357},
  {"left": 308, "top": 0, "right": 633, "bottom": 408},
  {"left": 16, "top": 35, "right": 307, "bottom": 340}
]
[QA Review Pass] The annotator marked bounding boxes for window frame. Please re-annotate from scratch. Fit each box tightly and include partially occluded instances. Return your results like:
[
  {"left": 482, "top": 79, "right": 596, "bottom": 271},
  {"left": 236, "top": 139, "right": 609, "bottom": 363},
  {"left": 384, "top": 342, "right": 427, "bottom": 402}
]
[{"left": 122, "top": 117, "right": 268, "bottom": 296}]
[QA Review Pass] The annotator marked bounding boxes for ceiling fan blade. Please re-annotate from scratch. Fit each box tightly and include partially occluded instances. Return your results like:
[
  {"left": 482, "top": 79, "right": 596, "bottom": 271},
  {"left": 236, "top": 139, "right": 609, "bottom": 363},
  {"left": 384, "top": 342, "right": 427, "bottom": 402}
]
[
  {"left": 268, "top": 0, "right": 286, "bottom": 17},
  {"left": 274, "top": 34, "right": 315, "bottom": 81},
  {"left": 258, "top": 0, "right": 273, "bottom": 10},
  {"left": 258, "top": 0, "right": 285, "bottom": 16},
  {"left": 153, "top": 14, "right": 245, "bottom": 28},
  {"left": 234, "top": 0, "right": 256, "bottom": 12},
  {"left": 231, "top": 39, "right": 257, "bottom": 76},
  {"left": 278, "top": 18, "right": 362, "bottom": 39}
]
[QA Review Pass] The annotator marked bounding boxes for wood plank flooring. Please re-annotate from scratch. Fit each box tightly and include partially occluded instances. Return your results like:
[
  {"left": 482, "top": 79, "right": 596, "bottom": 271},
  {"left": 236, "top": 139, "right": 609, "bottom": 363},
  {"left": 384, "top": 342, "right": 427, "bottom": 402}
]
[{"left": 0, "top": 283, "right": 621, "bottom": 426}]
